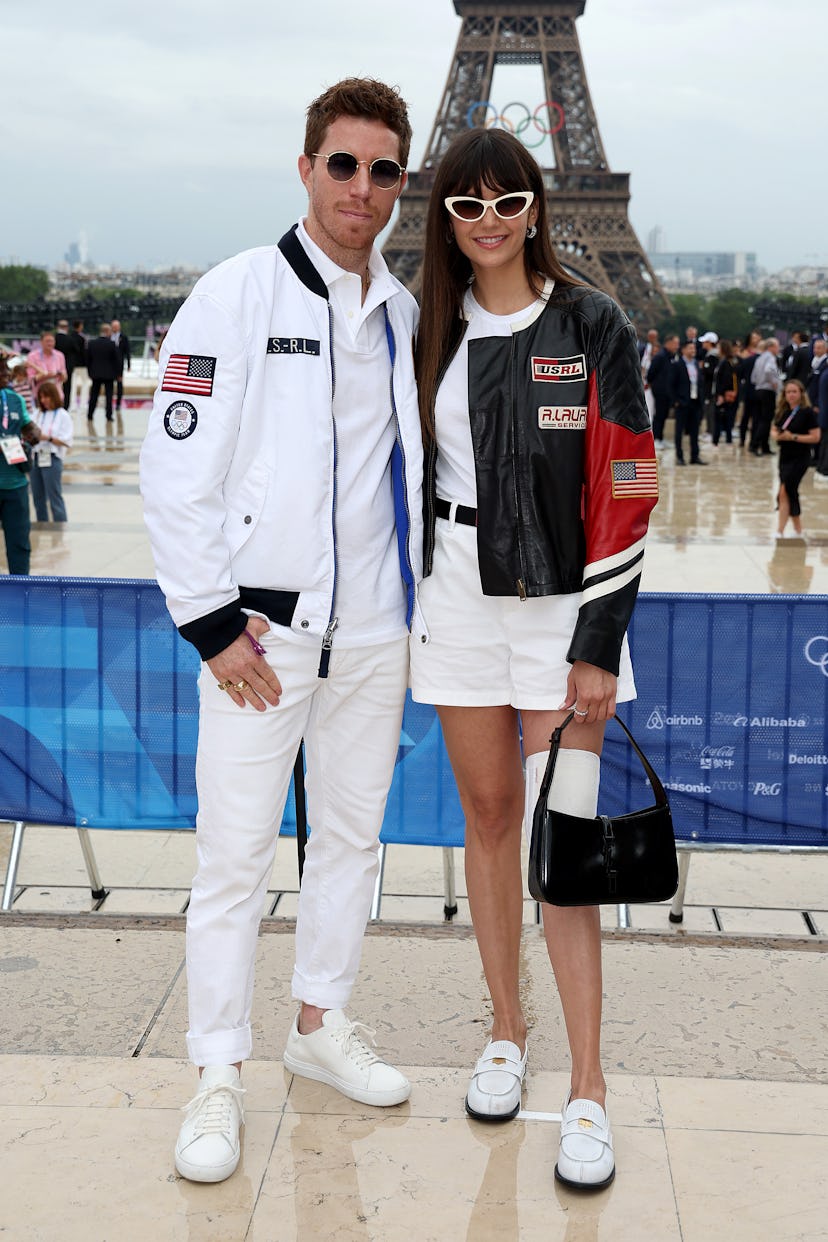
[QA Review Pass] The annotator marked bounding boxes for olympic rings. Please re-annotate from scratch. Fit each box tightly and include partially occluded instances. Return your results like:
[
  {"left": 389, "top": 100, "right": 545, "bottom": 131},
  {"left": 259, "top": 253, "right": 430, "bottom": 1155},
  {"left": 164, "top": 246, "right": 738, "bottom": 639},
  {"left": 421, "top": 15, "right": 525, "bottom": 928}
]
[{"left": 466, "top": 99, "right": 565, "bottom": 149}]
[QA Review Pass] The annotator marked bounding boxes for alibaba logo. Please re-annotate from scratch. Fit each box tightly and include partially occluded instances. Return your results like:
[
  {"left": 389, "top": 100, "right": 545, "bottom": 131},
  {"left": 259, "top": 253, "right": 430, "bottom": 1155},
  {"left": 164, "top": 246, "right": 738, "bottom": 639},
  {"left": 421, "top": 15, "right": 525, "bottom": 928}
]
[{"left": 805, "top": 636, "right": 828, "bottom": 678}]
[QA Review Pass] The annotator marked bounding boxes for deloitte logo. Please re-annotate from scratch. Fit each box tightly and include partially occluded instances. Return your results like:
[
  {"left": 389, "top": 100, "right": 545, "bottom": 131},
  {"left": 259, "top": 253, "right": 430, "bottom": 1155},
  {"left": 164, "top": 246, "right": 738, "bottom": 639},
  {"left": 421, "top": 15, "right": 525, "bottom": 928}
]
[{"left": 646, "top": 707, "right": 704, "bottom": 730}]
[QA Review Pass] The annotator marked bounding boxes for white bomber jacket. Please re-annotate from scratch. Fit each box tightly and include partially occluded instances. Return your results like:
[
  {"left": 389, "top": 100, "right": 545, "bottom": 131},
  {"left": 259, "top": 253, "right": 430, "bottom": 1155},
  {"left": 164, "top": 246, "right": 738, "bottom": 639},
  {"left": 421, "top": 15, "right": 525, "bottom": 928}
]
[{"left": 140, "top": 224, "right": 424, "bottom": 673}]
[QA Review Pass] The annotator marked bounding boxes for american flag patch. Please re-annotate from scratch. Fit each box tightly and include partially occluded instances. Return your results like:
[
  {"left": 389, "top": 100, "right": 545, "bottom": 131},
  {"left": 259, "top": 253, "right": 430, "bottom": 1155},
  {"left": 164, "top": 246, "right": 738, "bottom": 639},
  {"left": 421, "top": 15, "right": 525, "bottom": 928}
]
[
  {"left": 161, "top": 354, "right": 216, "bottom": 397},
  {"left": 611, "top": 459, "right": 658, "bottom": 498}
]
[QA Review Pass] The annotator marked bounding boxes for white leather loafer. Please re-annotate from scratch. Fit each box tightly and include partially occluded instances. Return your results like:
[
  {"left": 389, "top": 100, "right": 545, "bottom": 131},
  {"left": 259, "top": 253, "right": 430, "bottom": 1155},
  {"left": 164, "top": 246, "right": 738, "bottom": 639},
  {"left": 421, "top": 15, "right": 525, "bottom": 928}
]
[
  {"left": 555, "top": 1095, "right": 615, "bottom": 1190},
  {"left": 465, "top": 1039, "right": 527, "bottom": 1122}
]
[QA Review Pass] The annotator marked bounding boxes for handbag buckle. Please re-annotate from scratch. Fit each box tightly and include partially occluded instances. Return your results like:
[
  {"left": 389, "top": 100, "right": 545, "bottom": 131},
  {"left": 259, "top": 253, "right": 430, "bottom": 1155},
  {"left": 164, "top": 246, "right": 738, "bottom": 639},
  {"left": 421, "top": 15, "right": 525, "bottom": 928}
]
[{"left": 601, "top": 816, "right": 617, "bottom": 897}]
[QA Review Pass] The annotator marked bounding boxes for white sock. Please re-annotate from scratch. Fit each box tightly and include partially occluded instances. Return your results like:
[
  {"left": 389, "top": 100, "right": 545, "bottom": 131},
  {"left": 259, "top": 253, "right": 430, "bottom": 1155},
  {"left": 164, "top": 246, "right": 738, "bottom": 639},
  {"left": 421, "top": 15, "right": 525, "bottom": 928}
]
[{"left": 523, "top": 748, "right": 601, "bottom": 847}]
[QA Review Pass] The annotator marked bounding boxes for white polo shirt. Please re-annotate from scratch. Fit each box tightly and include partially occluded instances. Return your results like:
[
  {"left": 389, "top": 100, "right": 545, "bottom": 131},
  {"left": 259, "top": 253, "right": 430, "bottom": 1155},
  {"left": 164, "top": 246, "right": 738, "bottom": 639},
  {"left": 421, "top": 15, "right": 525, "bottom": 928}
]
[{"left": 294, "top": 220, "right": 406, "bottom": 647}]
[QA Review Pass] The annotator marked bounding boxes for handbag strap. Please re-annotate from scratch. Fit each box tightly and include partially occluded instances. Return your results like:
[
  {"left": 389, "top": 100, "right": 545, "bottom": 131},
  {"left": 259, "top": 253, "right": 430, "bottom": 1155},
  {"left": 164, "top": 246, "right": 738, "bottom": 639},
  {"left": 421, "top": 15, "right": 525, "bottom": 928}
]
[{"left": 537, "top": 711, "right": 668, "bottom": 808}]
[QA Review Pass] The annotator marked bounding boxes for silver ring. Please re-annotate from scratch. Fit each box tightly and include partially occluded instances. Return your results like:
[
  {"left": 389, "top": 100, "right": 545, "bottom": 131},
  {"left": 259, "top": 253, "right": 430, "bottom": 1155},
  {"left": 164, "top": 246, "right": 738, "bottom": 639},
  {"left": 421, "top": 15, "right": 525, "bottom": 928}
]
[{"left": 573, "top": 708, "right": 588, "bottom": 717}]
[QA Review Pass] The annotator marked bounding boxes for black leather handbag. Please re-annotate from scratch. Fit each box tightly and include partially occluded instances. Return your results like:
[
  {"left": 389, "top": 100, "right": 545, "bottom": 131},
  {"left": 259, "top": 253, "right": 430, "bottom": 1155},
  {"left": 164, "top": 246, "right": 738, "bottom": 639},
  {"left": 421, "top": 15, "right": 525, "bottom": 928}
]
[{"left": 528, "top": 712, "right": 678, "bottom": 907}]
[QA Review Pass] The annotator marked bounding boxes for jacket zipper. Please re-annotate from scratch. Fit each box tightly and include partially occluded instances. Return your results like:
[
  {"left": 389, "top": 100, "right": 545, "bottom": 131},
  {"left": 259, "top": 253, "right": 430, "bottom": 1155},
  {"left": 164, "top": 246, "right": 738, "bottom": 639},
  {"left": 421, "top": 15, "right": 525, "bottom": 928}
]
[
  {"left": 384, "top": 314, "right": 415, "bottom": 620},
  {"left": 509, "top": 333, "right": 528, "bottom": 599},
  {"left": 319, "top": 301, "right": 339, "bottom": 678}
]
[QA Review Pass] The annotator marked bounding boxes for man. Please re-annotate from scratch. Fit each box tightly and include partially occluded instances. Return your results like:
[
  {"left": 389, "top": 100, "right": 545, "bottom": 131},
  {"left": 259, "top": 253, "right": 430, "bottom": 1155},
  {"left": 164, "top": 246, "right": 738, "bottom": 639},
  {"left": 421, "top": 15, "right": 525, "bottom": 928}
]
[
  {"left": 750, "top": 338, "right": 782, "bottom": 456},
  {"left": 807, "top": 338, "right": 828, "bottom": 409},
  {"left": 670, "top": 339, "right": 706, "bottom": 465},
  {"left": 140, "top": 78, "right": 422, "bottom": 1185},
  {"left": 0, "top": 355, "right": 39, "bottom": 574},
  {"left": 54, "top": 320, "right": 71, "bottom": 364},
  {"left": 639, "top": 328, "right": 659, "bottom": 423},
  {"left": 26, "top": 331, "right": 68, "bottom": 407},
  {"left": 647, "top": 333, "right": 679, "bottom": 446},
  {"left": 64, "top": 320, "right": 88, "bottom": 412},
  {"left": 684, "top": 324, "right": 700, "bottom": 358},
  {"left": 85, "top": 324, "right": 121, "bottom": 428},
  {"left": 816, "top": 358, "right": 828, "bottom": 482},
  {"left": 110, "top": 319, "right": 131, "bottom": 414},
  {"left": 698, "top": 331, "right": 719, "bottom": 440},
  {"left": 782, "top": 330, "right": 811, "bottom": 385}
]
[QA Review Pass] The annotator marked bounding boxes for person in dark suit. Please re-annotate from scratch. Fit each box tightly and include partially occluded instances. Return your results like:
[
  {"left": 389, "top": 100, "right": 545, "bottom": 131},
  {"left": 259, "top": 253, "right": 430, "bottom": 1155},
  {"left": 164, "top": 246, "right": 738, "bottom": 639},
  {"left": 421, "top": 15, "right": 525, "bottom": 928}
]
[
  {"left": 646, "top": 333, "right": 679, "bottom": 445},
  {"left": 782, "top": 331, "right": 812, "bottom": 385},
  {"left": 86, "top": 324, "right": 121, "bottom": 427},
  {"left": 64, "top": 320, "right": 87, "bottom": 412},
  {"left": 110, "top": 319, "right": 131, "bottom": 414},
  {"left": 670, "top": 339, "right": 707, "bottom": 465}
]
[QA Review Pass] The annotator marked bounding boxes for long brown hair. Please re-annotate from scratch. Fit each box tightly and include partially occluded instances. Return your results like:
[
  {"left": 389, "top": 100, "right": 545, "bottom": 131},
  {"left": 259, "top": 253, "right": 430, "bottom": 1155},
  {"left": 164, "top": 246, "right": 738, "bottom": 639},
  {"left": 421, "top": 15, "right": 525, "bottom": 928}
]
[
  {"left": 415, "top": 127, "right": 579, "bottom": 440},
  {"left": 775, "top": 378, "right": 811, "bottom": 424}
]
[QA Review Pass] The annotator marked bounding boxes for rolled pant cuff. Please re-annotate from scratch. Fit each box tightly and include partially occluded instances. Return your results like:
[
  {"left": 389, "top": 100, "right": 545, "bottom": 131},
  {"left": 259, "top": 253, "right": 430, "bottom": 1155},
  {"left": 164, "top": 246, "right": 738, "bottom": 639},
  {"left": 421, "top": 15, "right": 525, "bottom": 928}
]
[
  {"left": 186, "top": 1024, "right": 252, "bottom": 1067},
  {"left": 291, "top": 970, "right": 353, "bottom": 1012}
]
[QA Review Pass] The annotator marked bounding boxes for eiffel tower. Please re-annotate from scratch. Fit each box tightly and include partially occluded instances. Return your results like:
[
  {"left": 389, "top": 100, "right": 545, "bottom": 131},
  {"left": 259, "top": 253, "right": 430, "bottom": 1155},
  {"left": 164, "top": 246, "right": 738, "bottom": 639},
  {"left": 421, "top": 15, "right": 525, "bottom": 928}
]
[{"left": 383, "top": 0, "right": 671, "bottom": 324}]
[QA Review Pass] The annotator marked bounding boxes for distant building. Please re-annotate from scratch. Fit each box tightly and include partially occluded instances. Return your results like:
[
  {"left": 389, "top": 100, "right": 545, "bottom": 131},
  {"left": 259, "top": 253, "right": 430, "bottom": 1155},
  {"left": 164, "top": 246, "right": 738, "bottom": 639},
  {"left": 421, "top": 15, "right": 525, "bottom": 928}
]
[
  {"left": 647, "top": 226, "right": 666, "bottom": 255},
  {"left": 650, "top": 250, "right": 759, "bottom": 282}
]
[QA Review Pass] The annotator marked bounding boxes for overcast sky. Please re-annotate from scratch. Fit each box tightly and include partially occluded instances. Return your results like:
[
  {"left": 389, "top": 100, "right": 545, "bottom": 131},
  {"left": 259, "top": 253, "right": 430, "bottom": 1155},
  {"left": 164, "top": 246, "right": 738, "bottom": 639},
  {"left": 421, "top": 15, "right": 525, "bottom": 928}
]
[{"left": 3, "top": 0, "right": 824, "bottom": 275}]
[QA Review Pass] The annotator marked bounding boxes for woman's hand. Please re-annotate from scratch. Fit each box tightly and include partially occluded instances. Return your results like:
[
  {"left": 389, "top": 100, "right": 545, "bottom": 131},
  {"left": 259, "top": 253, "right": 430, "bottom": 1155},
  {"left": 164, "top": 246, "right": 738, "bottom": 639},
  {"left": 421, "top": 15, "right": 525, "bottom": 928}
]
[
  {"left": 206, "top": 615, "right": 282, "bottom": 712},
  {"left": 558, "top": 660, "right": 618, "bottom": 724}
]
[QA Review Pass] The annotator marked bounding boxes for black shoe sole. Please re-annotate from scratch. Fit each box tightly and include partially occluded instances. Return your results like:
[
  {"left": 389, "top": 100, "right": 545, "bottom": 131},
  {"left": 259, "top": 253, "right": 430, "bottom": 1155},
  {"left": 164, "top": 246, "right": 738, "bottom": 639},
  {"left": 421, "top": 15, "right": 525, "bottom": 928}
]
[
  {"left": 465, "top": 1096, "right": 520, "bottom": 1123},
  {"left": 554, "top": 1163, "right": 616, "bottom": 1192}
]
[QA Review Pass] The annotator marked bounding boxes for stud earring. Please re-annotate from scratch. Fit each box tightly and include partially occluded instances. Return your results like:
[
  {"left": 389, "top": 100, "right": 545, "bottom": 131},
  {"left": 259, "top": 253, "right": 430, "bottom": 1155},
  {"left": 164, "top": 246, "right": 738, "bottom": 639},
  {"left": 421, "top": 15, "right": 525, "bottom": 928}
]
[{"left": 526, "top": 225, "right": 538, "bottom": 240}]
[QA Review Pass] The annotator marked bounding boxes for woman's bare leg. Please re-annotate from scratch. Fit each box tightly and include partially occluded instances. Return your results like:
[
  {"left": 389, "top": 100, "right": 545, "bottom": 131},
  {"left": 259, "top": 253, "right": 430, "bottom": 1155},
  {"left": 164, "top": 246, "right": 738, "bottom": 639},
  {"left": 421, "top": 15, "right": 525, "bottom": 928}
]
[
  {"left": 777, "top": 483, "right": 791, "bottom": 535},
  {"left": 437, "top": 705, "right": 527, "bottom": 1048},
  {"left": 523, "top": 710, "right": 607, "bottom": 1107}
]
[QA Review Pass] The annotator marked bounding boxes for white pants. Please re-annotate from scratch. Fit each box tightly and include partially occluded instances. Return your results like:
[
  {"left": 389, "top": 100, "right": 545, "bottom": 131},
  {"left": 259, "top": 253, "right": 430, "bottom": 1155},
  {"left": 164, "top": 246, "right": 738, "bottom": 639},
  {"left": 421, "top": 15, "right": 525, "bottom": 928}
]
[{"left": 186, "top": 631, "right": 408, "bottom": 1066}]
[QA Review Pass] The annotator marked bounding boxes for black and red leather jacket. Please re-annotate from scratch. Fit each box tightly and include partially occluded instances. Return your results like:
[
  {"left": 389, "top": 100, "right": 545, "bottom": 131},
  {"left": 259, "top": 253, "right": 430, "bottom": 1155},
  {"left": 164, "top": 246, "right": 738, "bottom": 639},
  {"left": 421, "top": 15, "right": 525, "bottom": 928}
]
[{"left": 422, "top": 282, "right": 658, "bottom": 676}]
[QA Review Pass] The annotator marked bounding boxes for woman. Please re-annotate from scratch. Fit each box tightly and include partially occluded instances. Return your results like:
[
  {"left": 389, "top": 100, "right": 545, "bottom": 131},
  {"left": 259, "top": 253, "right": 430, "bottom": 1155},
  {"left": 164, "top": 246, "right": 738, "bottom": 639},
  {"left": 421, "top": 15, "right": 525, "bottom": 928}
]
[
  {"left": 737, "top": 328, "right": 762, "bottom": 448},
  {"left": 30, "top": 380, "right": 73, "bottom": 522},
  {"left": 411, "top": 128, "right": 657, "bottom": 1191},
  {"left": 0, "top": 355, "right": 38, "bottom": 574},
  {"left": 712, "top": 339, "right": 739, "bottom": 445},
  {"left": 771, "top": 379, "right": 820, "bottom": 538}
]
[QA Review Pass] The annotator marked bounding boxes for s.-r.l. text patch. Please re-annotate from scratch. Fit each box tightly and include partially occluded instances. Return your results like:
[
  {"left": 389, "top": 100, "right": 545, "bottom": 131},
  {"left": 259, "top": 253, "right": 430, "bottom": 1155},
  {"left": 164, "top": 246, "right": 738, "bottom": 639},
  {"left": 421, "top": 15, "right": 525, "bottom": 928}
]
[
  {"left": 531, "top": 354, "right": 586, "bottom": 382},
  {"left": 538, "top": 406, "right": 587, "bottom": 429},
  {"left": 266, "top": 337, "right": 321, "bottom": 356}
]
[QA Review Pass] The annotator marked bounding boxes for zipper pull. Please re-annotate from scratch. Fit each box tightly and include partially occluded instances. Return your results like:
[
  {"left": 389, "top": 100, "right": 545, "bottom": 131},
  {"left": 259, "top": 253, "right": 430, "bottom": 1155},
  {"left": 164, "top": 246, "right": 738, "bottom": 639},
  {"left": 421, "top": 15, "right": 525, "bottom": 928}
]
[
  {"left": 516, "top": 579, "right": 527, "bottom": 601},
  {"left": 322, "top": 616, "right": 340, "bottom": 648}
]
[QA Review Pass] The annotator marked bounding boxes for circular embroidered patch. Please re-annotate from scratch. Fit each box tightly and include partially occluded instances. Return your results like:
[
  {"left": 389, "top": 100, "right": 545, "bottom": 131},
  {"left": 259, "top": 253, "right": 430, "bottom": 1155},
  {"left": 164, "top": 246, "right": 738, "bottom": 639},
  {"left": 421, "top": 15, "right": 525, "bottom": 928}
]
[{"left": 163, "top": 400, "right": 198, "bottom": 440}]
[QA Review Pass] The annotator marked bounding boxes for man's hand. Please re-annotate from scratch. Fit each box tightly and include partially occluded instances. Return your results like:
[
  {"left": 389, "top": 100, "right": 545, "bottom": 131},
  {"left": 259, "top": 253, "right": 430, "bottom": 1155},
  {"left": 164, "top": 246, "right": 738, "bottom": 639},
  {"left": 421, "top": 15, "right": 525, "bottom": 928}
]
[{"left": 206, "top": 615, "right": 282, "bottom": 711}]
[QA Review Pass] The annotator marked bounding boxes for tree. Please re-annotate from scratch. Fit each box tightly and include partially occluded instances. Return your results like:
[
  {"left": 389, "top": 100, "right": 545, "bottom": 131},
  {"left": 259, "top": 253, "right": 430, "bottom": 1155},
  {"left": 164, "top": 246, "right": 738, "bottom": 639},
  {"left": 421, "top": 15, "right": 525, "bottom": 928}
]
[
  {"left": 706, "top": 289, "right": 756, "bottom": 343},
  {"left": 654, "top": 293, "right": 710, "bottom": 340},
  {"left": 0, "top": 264, "right": 49, "bottom": 303}
]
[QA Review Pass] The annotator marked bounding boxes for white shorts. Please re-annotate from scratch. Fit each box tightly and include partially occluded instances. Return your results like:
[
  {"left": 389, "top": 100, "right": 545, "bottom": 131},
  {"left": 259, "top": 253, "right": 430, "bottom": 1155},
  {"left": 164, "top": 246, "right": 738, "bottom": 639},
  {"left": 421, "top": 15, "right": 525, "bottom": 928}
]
[{"left": 410, "top": 514, "right": 636, "bottom": 710}]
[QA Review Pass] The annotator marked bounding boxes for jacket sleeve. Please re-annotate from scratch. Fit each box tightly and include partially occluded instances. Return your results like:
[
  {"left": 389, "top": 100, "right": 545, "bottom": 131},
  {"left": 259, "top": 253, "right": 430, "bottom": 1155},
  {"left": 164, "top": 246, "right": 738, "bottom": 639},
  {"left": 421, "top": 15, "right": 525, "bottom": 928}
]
[
  {"left": 567, "top": 307, "right": 658, "bottom": 675},
  {"left": 139, "top": 291, "right": 250, "bottom": 659}
]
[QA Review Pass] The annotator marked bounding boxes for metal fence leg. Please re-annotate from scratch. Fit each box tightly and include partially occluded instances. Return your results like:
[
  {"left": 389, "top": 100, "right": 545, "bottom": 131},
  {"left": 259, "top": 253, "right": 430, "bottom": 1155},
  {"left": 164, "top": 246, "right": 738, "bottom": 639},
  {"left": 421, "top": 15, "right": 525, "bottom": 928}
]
[
  {"left": 442, "top": 847, "right": 458, "bottom": 921},
  {"left": 76, "top": 828, "right": 108, "bottom": 901},
  {"left": 1, "top": 821, "right": 26, "bottom": 912},
  {"left": 669, "top": 852, "right": 692, "bottom": 924},
  {"left": 370, "top": 842, "right": 387, "bottom": 921}
]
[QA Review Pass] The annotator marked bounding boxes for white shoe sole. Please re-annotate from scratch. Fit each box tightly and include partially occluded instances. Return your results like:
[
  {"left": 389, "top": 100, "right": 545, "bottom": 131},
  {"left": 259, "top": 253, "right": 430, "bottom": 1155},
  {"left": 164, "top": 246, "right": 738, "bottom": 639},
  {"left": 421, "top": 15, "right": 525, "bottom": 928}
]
[
  {"left": 174, "top": 1148, "right": 240, "bottom": 1183},
  {"left": 283, "top": 1051, "right": 410, "bottom": 1107}
]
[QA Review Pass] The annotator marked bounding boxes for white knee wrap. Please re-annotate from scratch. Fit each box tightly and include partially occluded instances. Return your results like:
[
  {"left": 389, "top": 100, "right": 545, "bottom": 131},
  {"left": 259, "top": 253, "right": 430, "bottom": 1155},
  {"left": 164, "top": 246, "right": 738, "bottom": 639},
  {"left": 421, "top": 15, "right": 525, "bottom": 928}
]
[{"left": 523, "top": 748, "right": 601, "bottom": 846}]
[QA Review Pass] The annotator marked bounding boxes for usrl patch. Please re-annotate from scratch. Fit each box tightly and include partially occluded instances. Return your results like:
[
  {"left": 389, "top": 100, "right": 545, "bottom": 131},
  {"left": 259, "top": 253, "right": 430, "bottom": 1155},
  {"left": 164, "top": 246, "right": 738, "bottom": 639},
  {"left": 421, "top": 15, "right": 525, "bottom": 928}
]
[
  {"left": 538, "top": 405, "right": 587, "bottom": 429},
  {"left": 531, "top": 354, "right": 586, "bottom": 382},
  {"left": 611, "top": 458, "right": 658, "bottom": 498}
]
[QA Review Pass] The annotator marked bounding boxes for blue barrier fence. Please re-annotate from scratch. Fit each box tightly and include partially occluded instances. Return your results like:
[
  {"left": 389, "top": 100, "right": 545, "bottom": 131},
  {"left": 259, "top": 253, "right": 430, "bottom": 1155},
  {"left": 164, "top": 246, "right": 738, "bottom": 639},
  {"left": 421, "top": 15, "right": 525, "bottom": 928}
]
[{"left": 1, "top": 577, "right": 827, "bottom": 850}]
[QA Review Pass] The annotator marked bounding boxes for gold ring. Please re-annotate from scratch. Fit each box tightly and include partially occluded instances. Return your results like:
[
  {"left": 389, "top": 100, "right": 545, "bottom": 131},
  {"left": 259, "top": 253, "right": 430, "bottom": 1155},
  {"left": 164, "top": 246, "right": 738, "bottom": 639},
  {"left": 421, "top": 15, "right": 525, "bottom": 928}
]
[
  {"left": 217, "top": 679, "right": 233, "bottom": 691},
  {"left": 235, "top": 679, "right": 249, "bottom": 692}
]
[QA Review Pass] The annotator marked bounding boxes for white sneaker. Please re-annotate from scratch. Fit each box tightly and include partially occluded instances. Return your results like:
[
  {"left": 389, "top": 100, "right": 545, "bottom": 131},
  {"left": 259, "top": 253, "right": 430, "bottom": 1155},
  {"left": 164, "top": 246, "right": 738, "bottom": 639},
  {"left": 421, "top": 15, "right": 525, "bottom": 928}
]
[
  {"left": 465, "top": 1039, "right": 527, "bottom": 1122},
  {"left": 175, "top": 1065, "right": 245, "bottom": 1183},
  {"left": 283, "top": 1010, "right": 410, "bottom": 1107},
  {"left": 555, "top": 1095, "right": 615, "bottom": 1191}
]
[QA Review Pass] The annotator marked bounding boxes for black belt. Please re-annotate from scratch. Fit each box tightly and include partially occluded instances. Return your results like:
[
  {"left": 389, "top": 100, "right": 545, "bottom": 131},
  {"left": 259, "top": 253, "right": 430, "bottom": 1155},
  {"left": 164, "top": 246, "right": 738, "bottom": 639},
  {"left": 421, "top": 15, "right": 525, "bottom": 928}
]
[{"left": 435, "top": 497, "right": 477, "bottom": 527}]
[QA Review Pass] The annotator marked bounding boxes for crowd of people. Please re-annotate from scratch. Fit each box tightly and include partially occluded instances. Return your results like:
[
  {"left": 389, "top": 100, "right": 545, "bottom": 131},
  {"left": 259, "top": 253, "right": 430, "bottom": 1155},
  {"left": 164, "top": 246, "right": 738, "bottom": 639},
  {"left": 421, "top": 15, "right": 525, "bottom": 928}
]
[
  {"left": 0, "top": 317, "right": 132, "bottom": 572},
  {"left": 639, "top": 323, "right": 826, "bottom": 534}
]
